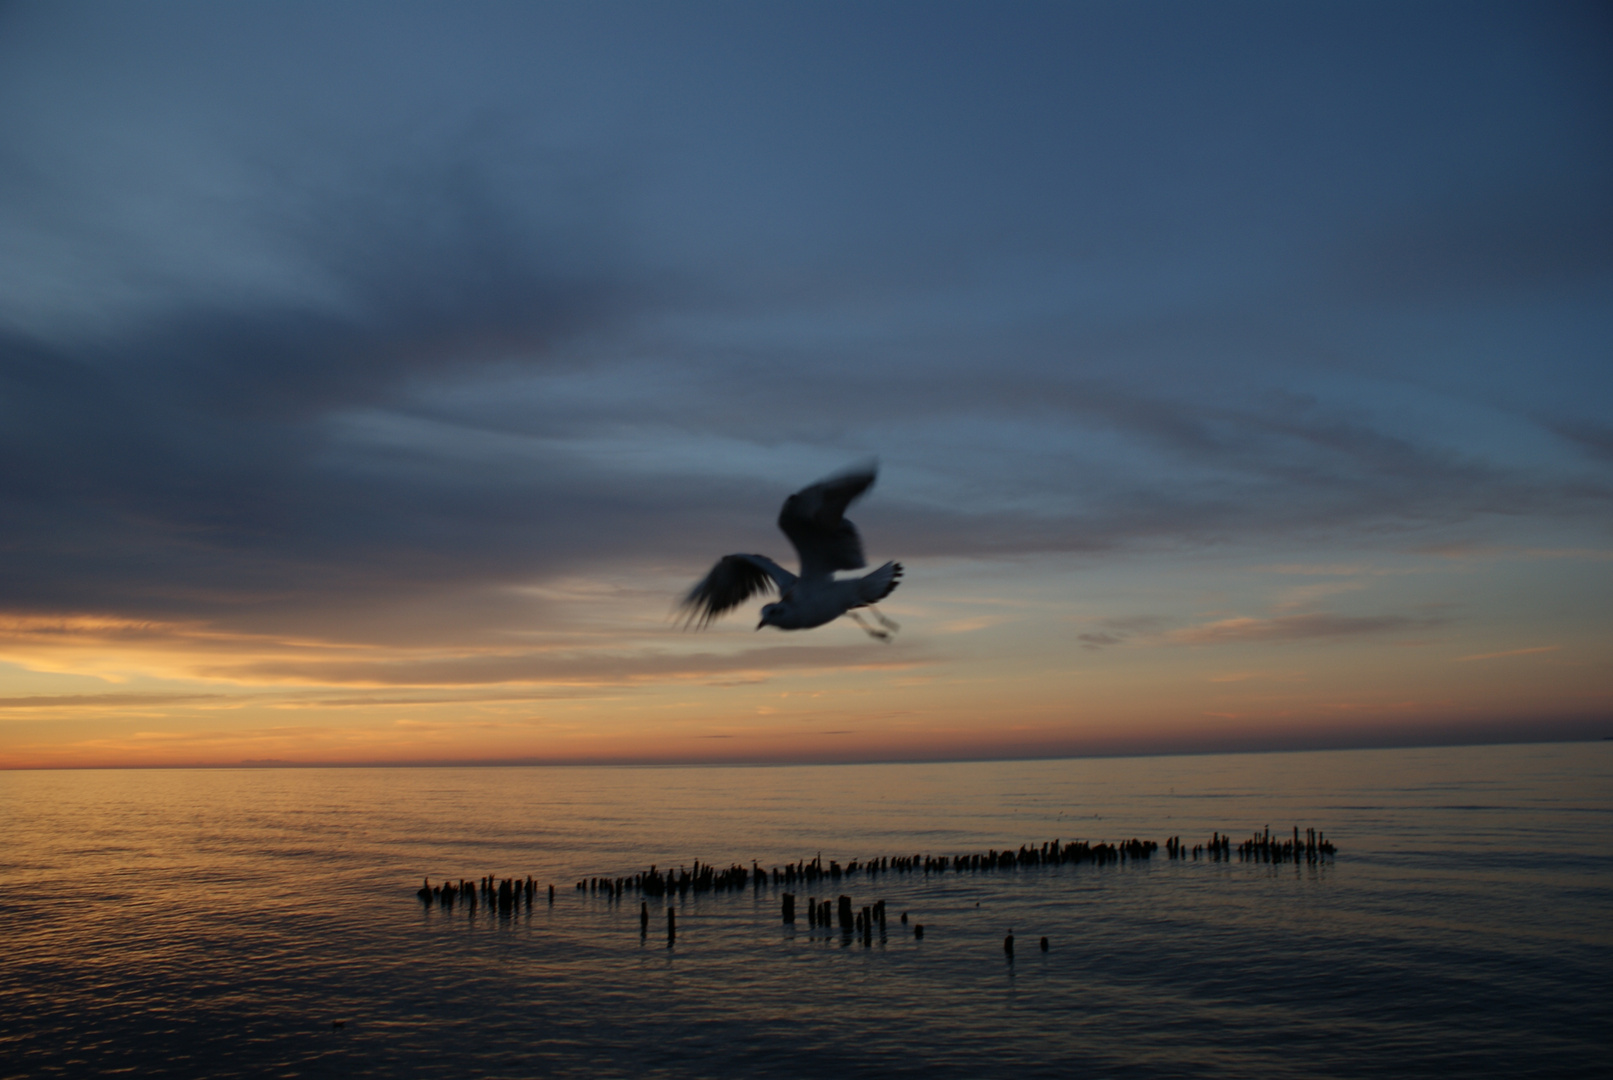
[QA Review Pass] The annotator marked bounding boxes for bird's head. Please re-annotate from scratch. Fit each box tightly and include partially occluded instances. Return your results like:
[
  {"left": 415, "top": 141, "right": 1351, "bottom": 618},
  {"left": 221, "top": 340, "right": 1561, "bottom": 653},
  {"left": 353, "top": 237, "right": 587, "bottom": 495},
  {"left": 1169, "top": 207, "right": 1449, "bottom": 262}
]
[{"left": 757, "top": 603, "right": 782, "bottom": 630}]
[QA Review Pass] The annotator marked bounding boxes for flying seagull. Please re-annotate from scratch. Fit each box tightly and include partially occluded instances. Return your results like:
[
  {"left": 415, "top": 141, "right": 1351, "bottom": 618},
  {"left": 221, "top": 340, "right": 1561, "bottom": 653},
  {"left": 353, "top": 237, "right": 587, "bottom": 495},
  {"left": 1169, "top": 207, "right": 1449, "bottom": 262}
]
[{"left": 679, "top": 464, "right": 903, "bottom": 641}]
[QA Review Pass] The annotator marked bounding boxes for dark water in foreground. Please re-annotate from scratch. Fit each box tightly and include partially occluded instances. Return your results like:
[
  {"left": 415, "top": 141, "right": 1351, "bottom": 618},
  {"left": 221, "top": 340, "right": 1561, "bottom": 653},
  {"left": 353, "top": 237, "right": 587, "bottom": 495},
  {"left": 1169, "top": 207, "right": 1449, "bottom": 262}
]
[{"left": 1, "top": 743, "right": 1609, "bottom": 1078}]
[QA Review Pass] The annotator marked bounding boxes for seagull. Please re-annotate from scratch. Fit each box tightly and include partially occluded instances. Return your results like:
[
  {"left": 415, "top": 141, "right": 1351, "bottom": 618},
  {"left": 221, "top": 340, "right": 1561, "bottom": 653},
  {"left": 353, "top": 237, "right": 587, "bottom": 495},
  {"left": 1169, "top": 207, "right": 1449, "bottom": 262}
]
[{"left": 679, "top": 464, "right": 904, "bottom": 641}]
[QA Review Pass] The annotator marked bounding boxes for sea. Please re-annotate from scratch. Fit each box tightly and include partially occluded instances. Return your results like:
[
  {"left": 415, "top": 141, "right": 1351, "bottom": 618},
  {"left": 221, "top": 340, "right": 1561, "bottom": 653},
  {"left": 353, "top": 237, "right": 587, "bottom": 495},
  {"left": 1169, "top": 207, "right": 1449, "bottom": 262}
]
[{"left": 2, "top": 742, "right": 1609, "bottom": 1079}]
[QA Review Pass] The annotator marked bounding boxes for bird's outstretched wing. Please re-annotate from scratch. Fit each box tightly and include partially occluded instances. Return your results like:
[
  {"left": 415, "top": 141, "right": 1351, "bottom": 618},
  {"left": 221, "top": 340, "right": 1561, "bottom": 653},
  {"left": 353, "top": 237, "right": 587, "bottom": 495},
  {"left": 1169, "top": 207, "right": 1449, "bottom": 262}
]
[
  {"left": 777, "top": 463, "right": 875, "bottom": 579},
  {"left": 678, "top": 553, "right": 798, "bottom": 628}
]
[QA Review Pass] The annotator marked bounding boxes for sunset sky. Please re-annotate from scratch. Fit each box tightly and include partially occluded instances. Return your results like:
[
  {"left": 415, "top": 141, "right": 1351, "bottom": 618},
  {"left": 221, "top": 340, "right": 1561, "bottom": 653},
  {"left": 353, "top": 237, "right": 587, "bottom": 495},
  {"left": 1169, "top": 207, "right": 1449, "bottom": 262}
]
[{"left": 2, "top": 1, "right": 1609, "bottom": 768}]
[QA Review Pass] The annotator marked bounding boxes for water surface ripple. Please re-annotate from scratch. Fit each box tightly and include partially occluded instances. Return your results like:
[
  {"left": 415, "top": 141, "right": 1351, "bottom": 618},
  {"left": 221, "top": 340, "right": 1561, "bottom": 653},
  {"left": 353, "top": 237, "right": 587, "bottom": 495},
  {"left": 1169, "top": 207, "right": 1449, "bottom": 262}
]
[{"left": 2, "top": 743, "right": 1608, "bottom": 1078}]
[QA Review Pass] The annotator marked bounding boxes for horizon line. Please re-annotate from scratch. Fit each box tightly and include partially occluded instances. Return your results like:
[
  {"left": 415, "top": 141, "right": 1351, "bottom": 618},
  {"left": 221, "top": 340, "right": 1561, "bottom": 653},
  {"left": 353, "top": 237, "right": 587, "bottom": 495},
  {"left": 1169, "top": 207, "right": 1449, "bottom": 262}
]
[{"left": 6, "top": 726, "right": 1608, "bottom": 771}]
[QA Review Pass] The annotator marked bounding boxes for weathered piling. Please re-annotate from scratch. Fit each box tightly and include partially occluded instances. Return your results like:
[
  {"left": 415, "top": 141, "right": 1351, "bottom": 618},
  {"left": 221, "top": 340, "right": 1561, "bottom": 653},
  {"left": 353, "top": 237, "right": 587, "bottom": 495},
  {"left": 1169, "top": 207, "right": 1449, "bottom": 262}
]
[
  {"left": 1234, "top": 824, "right": 1336, "bottom": 863},
  {"left": 667, "top": 906, "right": 676, "bottom": 945},
  {"left": 1004, "top": 930, "right": 1014, "bottom": 958},
  {"left": 913, "top": 923, "right": 924, "bottom": 939},
  {"left": 640, "top": 900, "right": 649, "bottom": 936},
  {"left": 415, "top": 824, "right": 1339, "bottom": 926},
  {"left": 1040, "top": 936, "right": 1048, "bottom": 952}
]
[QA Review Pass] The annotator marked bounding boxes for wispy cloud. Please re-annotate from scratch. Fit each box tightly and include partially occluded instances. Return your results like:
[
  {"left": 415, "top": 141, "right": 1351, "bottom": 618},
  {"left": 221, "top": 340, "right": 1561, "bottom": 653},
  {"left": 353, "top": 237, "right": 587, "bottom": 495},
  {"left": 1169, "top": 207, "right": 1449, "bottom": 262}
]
[
  {"left": 1075, "top": 615, "right": 1168, "bottom": 651},
  {"left": 1457, "top": 645, "right": 1560, "bottom": 662},
  {"left": 0, "top": 692, "right": 226, "bottom": 710},
  {"left": 1416, "top": 544, "right": 1613, "bottom": 562},
  {"left": 1206, "top": 671, "right": 1307, "bottom": 684},
  {"left": 201, "top": 644, "right": 932, "bottom": 688},
  {"left": 1170, "top": 613, "right": 1445, "bottom": 645},
  {"left": 1273, "top": 581, "right": 1366, "bottom": 611},
  {"left": 936, "top": 615, "right": 1010, "bottom": 634},
  {"left": 1260, "top": 563, "right": 1422, "bottom": 577},
  {"left": 1079, "top": 609, "right": 1443, "bottom": 649}
]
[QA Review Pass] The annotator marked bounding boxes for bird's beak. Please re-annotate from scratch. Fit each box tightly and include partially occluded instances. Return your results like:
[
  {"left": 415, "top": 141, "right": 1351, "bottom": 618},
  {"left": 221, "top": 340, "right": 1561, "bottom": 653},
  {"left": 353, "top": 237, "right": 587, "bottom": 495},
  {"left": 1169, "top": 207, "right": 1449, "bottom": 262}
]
[{"left": 756, "top": 619, "right": 765, "bottom": 630}]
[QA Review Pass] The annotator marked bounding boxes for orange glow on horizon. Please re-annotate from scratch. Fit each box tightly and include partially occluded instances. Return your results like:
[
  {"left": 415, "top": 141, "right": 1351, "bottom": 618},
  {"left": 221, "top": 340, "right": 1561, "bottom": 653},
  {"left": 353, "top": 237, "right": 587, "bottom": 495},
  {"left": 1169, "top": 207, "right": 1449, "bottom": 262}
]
[{"left": 3, "top": 549, "right": 1609, "bottom": 769}]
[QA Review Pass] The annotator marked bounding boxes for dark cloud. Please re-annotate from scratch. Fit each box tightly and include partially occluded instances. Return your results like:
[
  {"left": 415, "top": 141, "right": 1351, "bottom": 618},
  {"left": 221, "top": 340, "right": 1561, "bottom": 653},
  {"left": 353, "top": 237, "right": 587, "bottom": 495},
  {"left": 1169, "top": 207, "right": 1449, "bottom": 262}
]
[
  {"left": 1550, "top": 418, "right": 1613, "bottom": 463},
  {"left": 0, "top": 1, "right": 1608, "bottom": 645},
  {"left": 1332, "top": 191, "right": 1613, "bottom": 303}
]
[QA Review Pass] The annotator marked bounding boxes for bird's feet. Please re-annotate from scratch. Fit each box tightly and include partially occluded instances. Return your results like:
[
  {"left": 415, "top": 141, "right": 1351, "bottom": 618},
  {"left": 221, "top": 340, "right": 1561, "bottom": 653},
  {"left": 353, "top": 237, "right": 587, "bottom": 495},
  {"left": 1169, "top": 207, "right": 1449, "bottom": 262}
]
[{"left": 849, "top": 608, "right": 900, "bottom": 642}]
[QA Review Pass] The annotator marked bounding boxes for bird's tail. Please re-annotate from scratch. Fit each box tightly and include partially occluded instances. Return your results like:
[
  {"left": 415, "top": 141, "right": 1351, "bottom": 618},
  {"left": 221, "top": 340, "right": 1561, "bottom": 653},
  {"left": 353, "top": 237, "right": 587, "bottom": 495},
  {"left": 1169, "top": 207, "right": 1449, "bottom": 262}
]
[{"left": 857, "top": 561, "right": 903, "bottom": 605}]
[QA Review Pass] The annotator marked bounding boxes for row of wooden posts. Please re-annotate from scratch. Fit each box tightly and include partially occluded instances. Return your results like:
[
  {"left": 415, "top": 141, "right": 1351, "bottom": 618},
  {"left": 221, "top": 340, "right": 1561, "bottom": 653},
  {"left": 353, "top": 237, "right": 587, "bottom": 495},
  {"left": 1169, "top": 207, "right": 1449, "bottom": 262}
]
[
  {"left": 1161, "top": 826, "right": 1335, "bottom": 863},
  {"left": 574, "top": 838, "right": 1168, "bottom": 904},
  {"left": 415, "top": 874, "right": 555, "bottom": 910},
  {"left": 414, "top": 827, "right": 1338, "bottom": 913},
  {"left": 647, "top": 893, "right": 917, "bottom": 947}
]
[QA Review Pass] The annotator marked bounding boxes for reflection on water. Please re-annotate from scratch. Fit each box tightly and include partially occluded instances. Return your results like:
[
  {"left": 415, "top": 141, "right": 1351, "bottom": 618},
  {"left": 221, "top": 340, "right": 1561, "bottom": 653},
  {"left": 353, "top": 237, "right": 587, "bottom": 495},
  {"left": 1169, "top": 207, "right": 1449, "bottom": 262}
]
[{"left": 1, "top": 743, "right": 1609, "bottom": 1078}]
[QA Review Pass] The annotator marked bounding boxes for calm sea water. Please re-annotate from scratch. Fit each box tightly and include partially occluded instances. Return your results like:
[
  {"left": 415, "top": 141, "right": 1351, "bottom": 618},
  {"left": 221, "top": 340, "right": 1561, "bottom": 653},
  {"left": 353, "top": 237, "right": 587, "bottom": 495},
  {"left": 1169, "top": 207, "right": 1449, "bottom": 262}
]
[{"left": 2, "top": 743, "right": 1609, "bottom": 1079}]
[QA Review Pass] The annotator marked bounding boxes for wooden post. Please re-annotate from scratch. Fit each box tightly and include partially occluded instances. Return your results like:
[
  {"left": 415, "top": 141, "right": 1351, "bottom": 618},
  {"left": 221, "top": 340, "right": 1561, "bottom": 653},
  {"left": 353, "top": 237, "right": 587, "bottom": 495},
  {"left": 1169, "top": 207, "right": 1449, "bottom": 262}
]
[
  {"left": 667, "top": 906, "right": 676, "bottom": 945},
  {"left": 782, "top": 893, "right": 795, "bottom": 923}
]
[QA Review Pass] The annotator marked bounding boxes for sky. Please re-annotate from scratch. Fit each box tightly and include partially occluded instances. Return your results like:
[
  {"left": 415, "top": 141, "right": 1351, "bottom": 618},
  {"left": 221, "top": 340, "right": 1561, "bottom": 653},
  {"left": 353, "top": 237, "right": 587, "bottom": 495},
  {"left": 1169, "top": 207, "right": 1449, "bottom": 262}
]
[{"left": 1, "top": 1, "right": 1609, "bottom": 768}]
